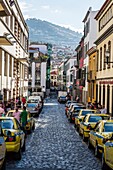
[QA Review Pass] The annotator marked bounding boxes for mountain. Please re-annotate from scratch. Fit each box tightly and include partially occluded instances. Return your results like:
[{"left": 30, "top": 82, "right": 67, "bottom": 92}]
[{"left": 26, "top": 18, "right": 82, "bottom": 48}]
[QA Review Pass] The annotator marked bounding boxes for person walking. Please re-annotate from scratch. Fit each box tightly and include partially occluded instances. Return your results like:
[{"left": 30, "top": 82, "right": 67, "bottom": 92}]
[
  {"left": 22, "top": 97, "right": 26, "bottom": 107},
  {"left": 20, "top": 106, "right": 28, "bottom": 137},
  {"left": 13, "top": 107, "right": 21, "bottom": 122},
  {"left": 0, "top": 104, "right": 5, "bottom": 117},
  {"left": 100, "top": 105, "right": 107, "bottom": 114}
]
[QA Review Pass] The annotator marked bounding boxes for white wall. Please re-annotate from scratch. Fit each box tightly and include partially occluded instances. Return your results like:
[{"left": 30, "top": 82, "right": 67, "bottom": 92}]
[{"left": 41, "top": 62, "right": 46, "bottom": 92}]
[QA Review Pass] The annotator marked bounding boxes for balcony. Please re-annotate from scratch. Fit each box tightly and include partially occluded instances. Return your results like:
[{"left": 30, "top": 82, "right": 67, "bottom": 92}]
[
  {"left": 0, "top": 36, "right": 13, "bottom": 45},
  {"left": 0, "top": 0, "right": 12, "bottom": 16}
]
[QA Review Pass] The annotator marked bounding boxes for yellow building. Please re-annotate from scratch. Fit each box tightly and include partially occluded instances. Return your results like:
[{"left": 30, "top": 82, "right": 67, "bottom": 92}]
[
  {"left": 87, "top": 47, "right": 97, "bottom": 103},
  {"left": 95, "top": 0, "right": 113, "bottom": 115}
]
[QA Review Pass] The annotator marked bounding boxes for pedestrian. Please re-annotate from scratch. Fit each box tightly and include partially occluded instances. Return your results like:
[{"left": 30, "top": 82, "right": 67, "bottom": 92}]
[
  {"left": 0, "top": 104, "right": 5, "bottom": 117},
  {"left": 22, "top": 96, "right": 26, "bottom": 107},
  {"left": 13, "top": 107, "right": 21, "bottom": 122},
  {"left": 100, "top": 105, "right": 107, "bottom": 114},
  {"left": 20, "top": 106, "right": 28, "bottom": 137},
  {"left": 76, "top": 95, "right": 79, "bottom": 103}
]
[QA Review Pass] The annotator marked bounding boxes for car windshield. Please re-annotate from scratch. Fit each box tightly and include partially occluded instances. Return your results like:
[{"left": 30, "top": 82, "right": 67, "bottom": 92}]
[
  {"left": 104, "top": 123, "right": 113, "bottom": 132},
  {"left": 88, "top": 116, "right": 102, "bottom": 122},
  {"left": 82, "top": 110, "right": 95, "bottom": 116},
  {"left": 0, "top": 119, "right": 14, "bottom": 129},
  {"left": 28, "top": 99, "right": 39, "bottom": 103},
  {"left": 60, "top": 96, "right": 66, "bottom": 98},
  {"left": 27, "top": 103, "right": 37, "bottom": 107}
]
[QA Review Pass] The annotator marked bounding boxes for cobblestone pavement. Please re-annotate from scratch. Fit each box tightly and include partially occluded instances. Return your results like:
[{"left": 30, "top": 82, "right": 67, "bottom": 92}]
[{"left": 6, "top": 97, "right": 102, "bottom": 170}]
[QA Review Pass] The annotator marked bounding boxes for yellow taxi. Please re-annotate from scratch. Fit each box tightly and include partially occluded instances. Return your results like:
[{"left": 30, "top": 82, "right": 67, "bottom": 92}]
[
  {"left": 88, "top": 119, "right": 113, "bottom": 157},
  {"left": 79, "top": 114, "right": 110, "bottom": 141},
  {"left": 102, "top": 135, "right": 113, "bottom": 170},
  {"left": 0, "top": 117, "right": 25, "bottom": 160},
  {"left": 75, "top": 109, "right": 96, "bottom": 131},
  {"left": 0, "top": 126, "right": 6, "bottom": 169},
  {"left": 6, "top": 109, "right": 35, "bottom": 133}
]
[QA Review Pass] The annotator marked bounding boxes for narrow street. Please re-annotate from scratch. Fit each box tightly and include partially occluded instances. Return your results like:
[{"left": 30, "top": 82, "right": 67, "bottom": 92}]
[{"left": 6, "top": 97, "right": 101, "bottom": 170}]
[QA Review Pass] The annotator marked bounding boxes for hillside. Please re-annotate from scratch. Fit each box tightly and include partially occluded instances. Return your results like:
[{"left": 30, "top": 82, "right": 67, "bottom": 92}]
[{"left": 26, "top": 18, "right": 82, "bottom": 48}]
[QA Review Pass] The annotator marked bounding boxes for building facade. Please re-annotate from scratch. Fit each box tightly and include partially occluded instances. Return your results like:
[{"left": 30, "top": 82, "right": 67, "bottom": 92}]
[
  {"left": 95, "top": 0, "right": 113, "bottom": 115},
  {"left": 28, "top": 45, "right": 47, "bottom": 96},
  {"left": 0, "top": 0, "right": 29, "bottom": 102},
  {"left": 87, "top": 47, "right": 97, "bottom": 103},
  {"left": 82, "top": 7, "right": 98, "bottom": 104}
]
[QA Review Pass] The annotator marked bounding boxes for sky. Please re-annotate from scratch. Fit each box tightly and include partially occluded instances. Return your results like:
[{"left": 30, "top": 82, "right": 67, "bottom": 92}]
[{"left": 18, "top": 0, "right": 105, "bottom": 33}]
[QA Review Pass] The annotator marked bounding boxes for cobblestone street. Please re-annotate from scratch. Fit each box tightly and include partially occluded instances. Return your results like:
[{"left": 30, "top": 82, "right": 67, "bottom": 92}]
[{"left": 6, "top": 97, "right": 102, "bottom": 170}]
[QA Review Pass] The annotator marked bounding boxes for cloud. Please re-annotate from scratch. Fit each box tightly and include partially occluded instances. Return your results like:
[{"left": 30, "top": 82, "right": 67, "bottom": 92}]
[
  {"left": 51, "top": 9, "right": 61, "bottom": 14},
  {"left": 18, "top": 1, "right": 35, "bottom": 13},
  {"left": 41, "top": 5, "right": 50, "bottom": 9}
]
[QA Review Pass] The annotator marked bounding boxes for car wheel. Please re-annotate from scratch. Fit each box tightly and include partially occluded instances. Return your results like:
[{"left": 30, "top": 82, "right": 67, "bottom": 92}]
[
  {"left": 83, "top": 132, "right": 86, "bottom": 142},
  {"left": 102, "top": 152, "right": 108, "bottom": 170},
  {"left": 1, "top": 157, "right": 6, "bottom": 170},
  {"left": 15, "top": 146, "right": 22, "bottom": 160},
  {"left": 77, "top": 125, "right": 79, "bottom": 132},
  {"left": 79, "top": 127, "right": 82, "bottom": 136},
  {"left": 32, "top": 123, "right": 35, "bottom": 130},
  {"left": 22, "top": 139, "right": 26, "bottom": 152},
  {"left": 88, "top": 138, "right": 92, "bottom": 149},
  {"left": 94, "top": 144, "right": 99, "bottom": 157}
]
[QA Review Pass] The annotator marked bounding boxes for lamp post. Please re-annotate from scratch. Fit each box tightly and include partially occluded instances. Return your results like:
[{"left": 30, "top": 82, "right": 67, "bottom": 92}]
[{"left": 104, "top": 50, "right": 111, "bottom": 64}]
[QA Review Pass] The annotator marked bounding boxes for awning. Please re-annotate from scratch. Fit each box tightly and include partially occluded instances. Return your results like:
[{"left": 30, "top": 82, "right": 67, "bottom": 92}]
[{"left": 0, "top": 36, "right": 13, "bottom": 45}]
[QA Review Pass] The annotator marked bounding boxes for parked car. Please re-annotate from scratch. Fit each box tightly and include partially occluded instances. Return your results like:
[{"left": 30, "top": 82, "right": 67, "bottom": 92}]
[
  {"left": 6, "top": 110, "right": 35, "bottom": 133},
  {"left": 0, "top": 117, "right": 26, "bottom": 160},
  {"left": 88, "top": 119, "right": 113, "bottom": 157},
  {"left": 68, "top": 105, "right": 86, "bottom": 123},
  {"left": 28, "top": 96, "right": 43, "bottom": 111},
  {"left": 65, "top": 101, "right": 77, "bottom": 117},
  {"left": 0, "top": 126, "right": 6, "bottom": 169},
  {"left": 79, "top": 113, "right": 110, "bottom": 141},
  {"left": 102, "top": 135, "right": 113, "bottom": 170},
  {"left": 26, "top": 102, "right": 40, "bottom": 117},
  {"left": 58, "top": 96, "right": 67, "bottom": 103},
  {"left": 75, "top": 109, "right": 96, "bottom": 130}
]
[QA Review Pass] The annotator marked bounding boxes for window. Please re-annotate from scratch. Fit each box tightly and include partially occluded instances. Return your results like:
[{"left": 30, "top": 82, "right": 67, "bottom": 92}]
[
  {"left": 9, "top": 56, "right": 12, "bottom": 77},
  {"left": 103, "top": 44, "right": 106, "bottom": 70},
  {"left": 96, "top": 50, "right": 99, "bottom": 71},
  {"left": 0, "top": 119, "right": 14, "bottom": 129},
  {"left": 107, "top": 41, "right": 111, "bottom": 69},
  {"left": 100, "top": 47, "right": 102, "bottom": 71},
  {"left": 89, "top": 116, "right": 102, "bottom": 122},
  {"left": 4, "top": 52, "right": 8, "bottom": 76},
  {"left": 104, "top": 123, "right": 113, "bottom": 132}
]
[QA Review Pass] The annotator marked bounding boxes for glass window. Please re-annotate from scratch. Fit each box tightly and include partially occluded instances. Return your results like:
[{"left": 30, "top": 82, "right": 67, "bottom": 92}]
[
  {"left": 0, "top": 119, "right": 14, "bottom": 129},
  {"left": 88, "top": 116, "right": 102, "bottom": 122},
  {"left": 81, "top": 110, "right": 95, "bottom": 116},
  {"left": 104, "top": 123, "right": 113, "bottom": 132}
]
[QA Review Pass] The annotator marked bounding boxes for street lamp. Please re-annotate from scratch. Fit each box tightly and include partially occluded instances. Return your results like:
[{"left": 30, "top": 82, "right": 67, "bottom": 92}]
[{"left": 105, "top": 50, "right": 111, "bottom": 65}]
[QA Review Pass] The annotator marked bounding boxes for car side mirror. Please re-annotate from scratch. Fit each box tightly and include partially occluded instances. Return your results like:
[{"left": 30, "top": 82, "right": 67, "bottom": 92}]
[
  {"left": 79, "top": 119, "right": 82, "bottom": 122},
  {"left": 4, "top": 130, "right": 11, "bottom": 137}
]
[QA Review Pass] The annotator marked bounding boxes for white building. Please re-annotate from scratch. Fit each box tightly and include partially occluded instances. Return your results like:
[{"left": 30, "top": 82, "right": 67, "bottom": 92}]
[
  {"left": 28, "top": 45, "right": 47, "bottom": 95},
  {"left": 65, "top": 57, "right": 76, "bottom": 92},
  {"left": 82, "top": 7, "right": 98, "bottom": 104},
  {"left": 0, "top": 0, "right": 29, "bottom": 102}
]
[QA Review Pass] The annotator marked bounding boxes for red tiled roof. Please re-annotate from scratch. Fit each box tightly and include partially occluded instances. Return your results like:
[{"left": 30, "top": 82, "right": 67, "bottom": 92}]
[{"left": 50, "top": 71, "right": 58, "bottom": 75}]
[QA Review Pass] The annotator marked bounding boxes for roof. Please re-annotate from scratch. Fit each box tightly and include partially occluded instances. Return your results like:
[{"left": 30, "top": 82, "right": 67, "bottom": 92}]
[
  {"left": 82, "top": 7, "right": 92, "bottom": 23},
  {"left": 50, "top": 71, "right": 58, "bottom": 75},
  {"left": 29, "top": 45, "right": 47, "bottom": 54},
  {"left": 95, "top": 0, "right": 111, "bottom": 20}
]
